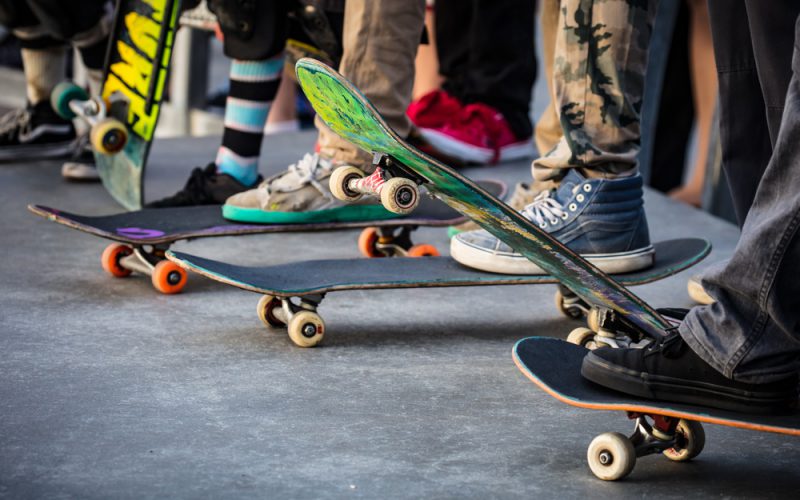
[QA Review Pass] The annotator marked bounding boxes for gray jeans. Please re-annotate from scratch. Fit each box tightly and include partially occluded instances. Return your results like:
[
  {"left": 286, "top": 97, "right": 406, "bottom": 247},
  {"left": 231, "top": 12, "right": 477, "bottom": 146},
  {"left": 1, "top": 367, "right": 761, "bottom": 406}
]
[{"left": 679, "top": 15, "right": 800, "bottom": 384}]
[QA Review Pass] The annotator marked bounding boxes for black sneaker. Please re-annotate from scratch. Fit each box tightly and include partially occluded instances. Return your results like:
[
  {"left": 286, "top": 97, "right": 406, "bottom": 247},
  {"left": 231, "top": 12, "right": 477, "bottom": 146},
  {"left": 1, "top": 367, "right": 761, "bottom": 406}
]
[
  {"left": 146, "top": 163, "right": 263, "bottom": 208},
  {"left": 0, "top": 100, "right": 77, "bottom": 161},
  {"left": 581, "top": 331, "right": 798, "bottom": 415},
  {"left": 61, "top": 134, "right": 100, "bottom": 182}
]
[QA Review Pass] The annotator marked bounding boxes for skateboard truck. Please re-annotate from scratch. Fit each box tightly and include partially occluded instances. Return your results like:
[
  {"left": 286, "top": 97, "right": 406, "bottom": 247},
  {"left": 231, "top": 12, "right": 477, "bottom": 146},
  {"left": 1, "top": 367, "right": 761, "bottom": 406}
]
[
  {"left": 587, "top": 413, "right": 705, "bottom": 481},
  {"left": 330, "top": 154, "right": 424, "bottom": 215},
  {"left": 566, "top": 300, "right": 652, "bottom": 350},
  {"left": 50, "top": 82, "right": 128, "bottom": 155},
  {"left": 256, "top": 294, "right": 326, "bottom": 347},
  {"left": 357, "top": 226, "right": 440, "bottom": 258},
  {"left": 101, "top": 243, "right": 188, "bottom": 294}
]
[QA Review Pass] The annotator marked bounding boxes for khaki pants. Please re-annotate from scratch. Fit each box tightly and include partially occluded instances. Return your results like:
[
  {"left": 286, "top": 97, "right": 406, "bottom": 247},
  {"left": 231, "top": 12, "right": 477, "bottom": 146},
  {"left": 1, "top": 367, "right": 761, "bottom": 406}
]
[
  {"left": 534, "top": 0, "right": 562, "bottom": 158},
  {"left": 317, "top": 0, "right": 426, "bottom": 168}
]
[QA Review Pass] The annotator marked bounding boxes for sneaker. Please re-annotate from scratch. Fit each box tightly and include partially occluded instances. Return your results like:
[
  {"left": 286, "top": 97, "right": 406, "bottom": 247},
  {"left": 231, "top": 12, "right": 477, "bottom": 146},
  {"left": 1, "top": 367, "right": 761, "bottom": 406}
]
[
  {"left": 407, "top": 89, "right": 462, "bottom": 129},
  {"left": 418, "top": 102, "right": 533, "bottom": 165},
  {"left": 222, "top": 153, "right": 400, "bottom": 224},
  {"left": 581, "top": 331, "right": 799, "bottom": 415},
  {"left": 451, "top": 169, "right": 654, "bottom": 275},
  {"left": 145, "top": 163, "right": 261, "bottom": 208},
  {"left": 0, "top": 101, "right": 77, "bottom": 161},
  {"left": 61, "top": 135, "right": 100, "bottom": 182},
  {"left": 448, "top": 181, "right": 541, "bottom": 237}
]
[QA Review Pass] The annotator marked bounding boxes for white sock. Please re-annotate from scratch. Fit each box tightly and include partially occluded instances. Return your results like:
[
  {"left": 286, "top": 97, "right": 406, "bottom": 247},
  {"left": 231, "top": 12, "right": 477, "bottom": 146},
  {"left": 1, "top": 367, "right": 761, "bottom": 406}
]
[{"left": 21, "top": 46, "right": 68, "bottom": 105}]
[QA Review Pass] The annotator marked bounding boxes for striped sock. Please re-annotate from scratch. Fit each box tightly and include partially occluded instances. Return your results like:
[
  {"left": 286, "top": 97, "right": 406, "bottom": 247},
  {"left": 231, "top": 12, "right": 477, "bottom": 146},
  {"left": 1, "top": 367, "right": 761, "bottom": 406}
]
[{"left": 216, "top": 54, "right": 284, "bottom": 186}]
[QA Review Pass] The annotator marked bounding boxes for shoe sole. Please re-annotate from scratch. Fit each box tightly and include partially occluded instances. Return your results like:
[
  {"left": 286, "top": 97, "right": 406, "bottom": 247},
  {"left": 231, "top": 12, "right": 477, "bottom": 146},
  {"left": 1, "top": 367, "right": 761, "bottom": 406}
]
[
  {"left": 581, "top": 353, "right": 796, "bottom": 415},
  {"left": 419, "top": 128, "right": 533, "bottom": 165},
  {"left": 0, "top": 140, "right": 77, "bottom": 162},
  {"left": 221, "top": 203, "right": 402, "bottom": 224},
  {"left": 450, "top": 236, "right": 656, "bottom": 275}
]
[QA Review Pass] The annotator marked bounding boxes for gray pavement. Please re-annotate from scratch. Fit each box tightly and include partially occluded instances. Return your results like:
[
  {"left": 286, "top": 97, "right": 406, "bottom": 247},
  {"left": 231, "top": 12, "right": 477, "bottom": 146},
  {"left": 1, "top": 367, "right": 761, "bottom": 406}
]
[{"left": 2, "top": 133, "right": 799, "bottom": 498}]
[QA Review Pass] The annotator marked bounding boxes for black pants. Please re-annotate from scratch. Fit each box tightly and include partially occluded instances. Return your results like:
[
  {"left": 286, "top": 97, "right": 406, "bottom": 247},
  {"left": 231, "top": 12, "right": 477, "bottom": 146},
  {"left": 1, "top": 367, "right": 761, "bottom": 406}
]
[
  {"left": 435, "top": 0, "right": 536, "bottom": 139},
  {"left": 707, "top": 0, "right": 800, "bottom": 226}
]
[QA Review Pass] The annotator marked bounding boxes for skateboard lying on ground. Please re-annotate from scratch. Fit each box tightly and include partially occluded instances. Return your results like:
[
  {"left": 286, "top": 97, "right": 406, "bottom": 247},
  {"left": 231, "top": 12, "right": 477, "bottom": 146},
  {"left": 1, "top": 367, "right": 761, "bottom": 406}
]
[
  {"left": 513, "top": 337, "right": 800, "bottom": 481},
  {"left": 295, "top": 58, "right": 684, "bottom": 346},
  {"left": 165, "top": 238, "right": 709, "bottom": 347},
  {"left": 51, "top": 0, "right": 182, "bottom": 210},
  {"left": 27, "top": 181, "right": 503, "bottom": 294}
]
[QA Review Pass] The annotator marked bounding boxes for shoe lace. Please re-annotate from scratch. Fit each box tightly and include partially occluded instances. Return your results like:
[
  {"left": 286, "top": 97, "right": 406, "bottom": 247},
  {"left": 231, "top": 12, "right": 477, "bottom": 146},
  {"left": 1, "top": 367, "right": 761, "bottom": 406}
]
[
  {"left": 0, "top": 108, "right": 31, "bottom": 137},
  {"left": 521, "top": 190, "right": 567, "bottom": 227},
  {"left": 262, "top": 153, "right": 333, "bottom": 197}
]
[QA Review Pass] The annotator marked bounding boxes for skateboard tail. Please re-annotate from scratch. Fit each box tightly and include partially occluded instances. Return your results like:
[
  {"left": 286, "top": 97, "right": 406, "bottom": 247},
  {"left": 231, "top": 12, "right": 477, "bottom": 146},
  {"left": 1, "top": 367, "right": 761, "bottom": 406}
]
[
  {"left": 512, "top": 337, "right": 800, "bottom": 437},
  {"left": 295, "top": 58, "right": 669, "bottom": 339}
]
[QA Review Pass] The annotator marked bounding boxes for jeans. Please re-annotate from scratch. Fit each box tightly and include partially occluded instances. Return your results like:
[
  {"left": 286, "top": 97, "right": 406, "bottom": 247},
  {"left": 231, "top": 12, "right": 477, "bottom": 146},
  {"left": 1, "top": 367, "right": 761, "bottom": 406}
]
[{"left": 679, "top": 14, "right": 800, "bottom": 384}]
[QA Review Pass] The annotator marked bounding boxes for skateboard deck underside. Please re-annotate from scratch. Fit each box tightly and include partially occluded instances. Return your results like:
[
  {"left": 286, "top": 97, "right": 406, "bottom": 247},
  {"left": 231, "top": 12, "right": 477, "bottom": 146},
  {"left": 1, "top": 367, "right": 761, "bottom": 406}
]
[
  {"left": 27, "top": 180, "right": 503, "bottom": 245},
  {"left": 98, "top": 0, "right": 180, "bottom": 210},
  {"left": 513, "top": 337, "right": 800, "bottom": 436},
  {"left": 166, "top": 238, "right": 710, "bottom": 296},
  {"left": 295, "top": 58, "right": 669, "bottom": 339}
]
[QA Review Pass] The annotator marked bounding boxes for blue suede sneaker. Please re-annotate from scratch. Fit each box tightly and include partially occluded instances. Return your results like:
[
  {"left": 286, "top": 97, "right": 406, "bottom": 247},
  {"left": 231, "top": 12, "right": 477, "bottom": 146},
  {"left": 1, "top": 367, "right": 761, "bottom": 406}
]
[{"left": 450, "top": 170, "right": 654, "bottom": 274}]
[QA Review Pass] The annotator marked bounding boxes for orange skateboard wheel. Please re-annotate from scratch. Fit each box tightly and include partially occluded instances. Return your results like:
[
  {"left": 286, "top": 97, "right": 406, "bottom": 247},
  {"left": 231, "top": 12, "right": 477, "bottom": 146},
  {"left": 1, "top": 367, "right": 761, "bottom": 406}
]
[
  {"left": 358, "top": 227, "right": 384, "bottom": 258},
  {"left": 151, "top": 260, "right": 187, "bottom": 294},
  {"left": 407, "top": 244, "right": 440, "bottom": 257},
  {"left": 101, "top": 243, "right": 133, "bottom": 277}
]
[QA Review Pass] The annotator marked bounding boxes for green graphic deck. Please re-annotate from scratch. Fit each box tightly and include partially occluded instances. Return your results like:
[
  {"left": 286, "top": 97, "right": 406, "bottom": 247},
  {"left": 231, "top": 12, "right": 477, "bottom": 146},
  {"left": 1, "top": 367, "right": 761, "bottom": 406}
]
[
  {"left": 98, "top": 0, "right": 181, "bottom": 210},
  {"left": 295, "top": 58, "right": 671, "bottom": 339},
  {"left": 166, "top": 238, "right": 709, "bottom": 297}
]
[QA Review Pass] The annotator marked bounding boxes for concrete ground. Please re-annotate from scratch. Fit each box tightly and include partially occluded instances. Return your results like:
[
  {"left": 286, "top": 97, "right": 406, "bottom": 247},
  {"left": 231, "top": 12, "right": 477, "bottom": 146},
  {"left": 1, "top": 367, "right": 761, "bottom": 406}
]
[{"left": 2, "top": 133, "right": 799, "bottom": 498}]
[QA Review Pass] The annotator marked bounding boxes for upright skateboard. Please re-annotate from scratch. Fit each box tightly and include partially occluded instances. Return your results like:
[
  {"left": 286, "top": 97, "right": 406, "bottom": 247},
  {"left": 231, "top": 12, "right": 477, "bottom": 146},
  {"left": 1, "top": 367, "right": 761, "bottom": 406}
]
[
  {"left": 513, "top": 337, "right": 800, "bottom": 481},
  {"left": 296, "top": 58, "right": 680, "bottom": 345},
  {"left": 51, "top": 0, "right": 182, "bottom": 210},
  {"left": 166, "top": 238, "right": 709, "bottom": 347},
  {"left": 28, "top": 180, "right": 503, "bottom": 294}
]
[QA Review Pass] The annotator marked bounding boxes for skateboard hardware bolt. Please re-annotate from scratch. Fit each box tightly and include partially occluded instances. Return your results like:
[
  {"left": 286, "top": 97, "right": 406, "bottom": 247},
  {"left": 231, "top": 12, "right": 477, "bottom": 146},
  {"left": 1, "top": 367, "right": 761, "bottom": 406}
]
[
  {"left": 302, "top": 323, "right": 317, "bottom": 338},
  {"left": 599, "top": 451, "right": 613, "bottom": 465},
  {"left": 168, "top": 272, "right": 182, "bottom": 285}
]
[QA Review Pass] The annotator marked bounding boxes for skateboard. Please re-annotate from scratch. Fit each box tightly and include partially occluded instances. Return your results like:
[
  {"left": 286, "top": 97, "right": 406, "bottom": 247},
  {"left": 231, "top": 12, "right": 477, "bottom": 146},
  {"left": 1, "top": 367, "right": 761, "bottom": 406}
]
[
  {"left": 296, "top": 58, "right": 680, "bottom": 345},
  {"left": 513, "top": 337, "right": 800, "bottom": 481},
  {"left": 165, "top": 238, "right": 710, "bottom": 348},
  {"left": 51, "top": 0, "right": 182, "bottom": 210},
  {"left": 27, "top": 179, "right": 503, "bottom": 294}
]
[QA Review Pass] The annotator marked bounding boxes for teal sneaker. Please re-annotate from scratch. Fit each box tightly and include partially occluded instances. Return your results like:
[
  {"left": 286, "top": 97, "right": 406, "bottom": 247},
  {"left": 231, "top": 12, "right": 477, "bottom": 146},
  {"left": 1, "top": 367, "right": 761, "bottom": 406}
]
[
  {"left": 222, "top": 153, "right": 400, "bottom": 224},
  {"left": 451, "top": 170, "right": 654, "bottom": 275}
]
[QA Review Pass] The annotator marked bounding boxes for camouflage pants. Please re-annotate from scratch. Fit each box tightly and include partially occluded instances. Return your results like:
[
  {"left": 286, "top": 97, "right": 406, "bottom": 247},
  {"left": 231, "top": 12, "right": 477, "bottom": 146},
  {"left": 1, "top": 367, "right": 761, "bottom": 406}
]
[{"left": 533, "top": 0, "right": 658, "bottom": 182}]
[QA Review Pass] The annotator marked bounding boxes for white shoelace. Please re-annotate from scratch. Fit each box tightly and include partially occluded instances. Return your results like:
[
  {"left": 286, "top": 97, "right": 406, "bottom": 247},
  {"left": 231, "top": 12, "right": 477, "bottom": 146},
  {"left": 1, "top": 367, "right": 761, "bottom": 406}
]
[
  {"left": 521, "top": 190, "right": 567, "bottom": 227},
  {"left": 0, "top": 108, "right": 31, "bottom": 136},
  {"left": 262, "top": 153, "right": 333, "bottom": 196}
]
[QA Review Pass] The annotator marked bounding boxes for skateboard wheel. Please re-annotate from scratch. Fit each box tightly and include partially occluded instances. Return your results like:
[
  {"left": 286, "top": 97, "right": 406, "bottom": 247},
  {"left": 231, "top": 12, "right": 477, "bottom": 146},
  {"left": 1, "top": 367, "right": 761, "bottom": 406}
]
[
  {"left": 567, "top": 327, "right": 597, "bottom": 349},
  {"left": 587, "top": 432, "right": 636, "bottom": 481},
  {"left": 663, "top": 419, "right": 705, "bottom": 462},
  {"left": 358, "top": 227, "right": 384, "bottom": 258},
  {"left": 101, "top": 243, "right": 133, "bottom": 278},
  {"left": 587, "top": 308, "right": 602, "bottom": 332},
  {"left": 51, "top": 81, "right": 88, "bottom": 120},
  {"left": 287, "top": 310, "right": 325, "bottom": 348},
  {"left": 91, "top": 118, "right": 128, "bottom": 155},
  {"left": 407, "top": 244, "right": 440, "bottom": 257},
  {"left": 257, "top": 295, "right": 286, "bottom": 328},
  {"left": 151, "top": 260, "right": 187, "bottom": 294},
  {"left": 554, "top": 289, "right": 584, "bottom": 320},
  {"left": 330, "top": 166, "right": 365, "bottom": 202},
  {"left": 380, "top": 177, "right": 419, "bottom": 215}
]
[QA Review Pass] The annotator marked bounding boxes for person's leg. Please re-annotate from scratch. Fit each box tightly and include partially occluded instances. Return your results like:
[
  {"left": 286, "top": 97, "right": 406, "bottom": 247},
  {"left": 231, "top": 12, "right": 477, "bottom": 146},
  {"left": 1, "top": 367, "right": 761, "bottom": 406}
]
[
  {"left": 222, "top": 0, "right": 427, "bottom": 223},
  {"left": 533, "top": 0, "right": 562, "bottom": 158},
  {"left": 581, "top": 14, "right": 800, "bottom": 415},
  {"left": 451, "top": 0, "right": 657, "bottom": 275},
  {"left": 147, "top": 0, "right": 289, "bottom": 207},
  {"left": 533, "top": 0, "right": 657, "bottom": 182}
]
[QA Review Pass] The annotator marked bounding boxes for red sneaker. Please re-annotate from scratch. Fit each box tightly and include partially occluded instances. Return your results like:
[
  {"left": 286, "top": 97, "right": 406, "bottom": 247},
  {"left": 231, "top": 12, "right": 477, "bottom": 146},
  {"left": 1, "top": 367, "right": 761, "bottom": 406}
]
[
  {"left": 418, "top": 103, "right": 533, "bottom": 165},
  {"left": 407, "top": 89, "right": 462, "bottom": 129}
]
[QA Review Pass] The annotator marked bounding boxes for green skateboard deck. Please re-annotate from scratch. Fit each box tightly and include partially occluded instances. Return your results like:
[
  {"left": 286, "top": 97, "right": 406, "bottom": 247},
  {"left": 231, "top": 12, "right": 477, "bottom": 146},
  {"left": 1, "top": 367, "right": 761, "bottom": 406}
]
[
  {"left": 513, "top": 337, "right": 800, "bottom": 481},
  {"left": 295, "top": 58, "right": 678, "bottom": 342},
  {"left": 165, "top": 237, "right": 710, "bottom": 348}
]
